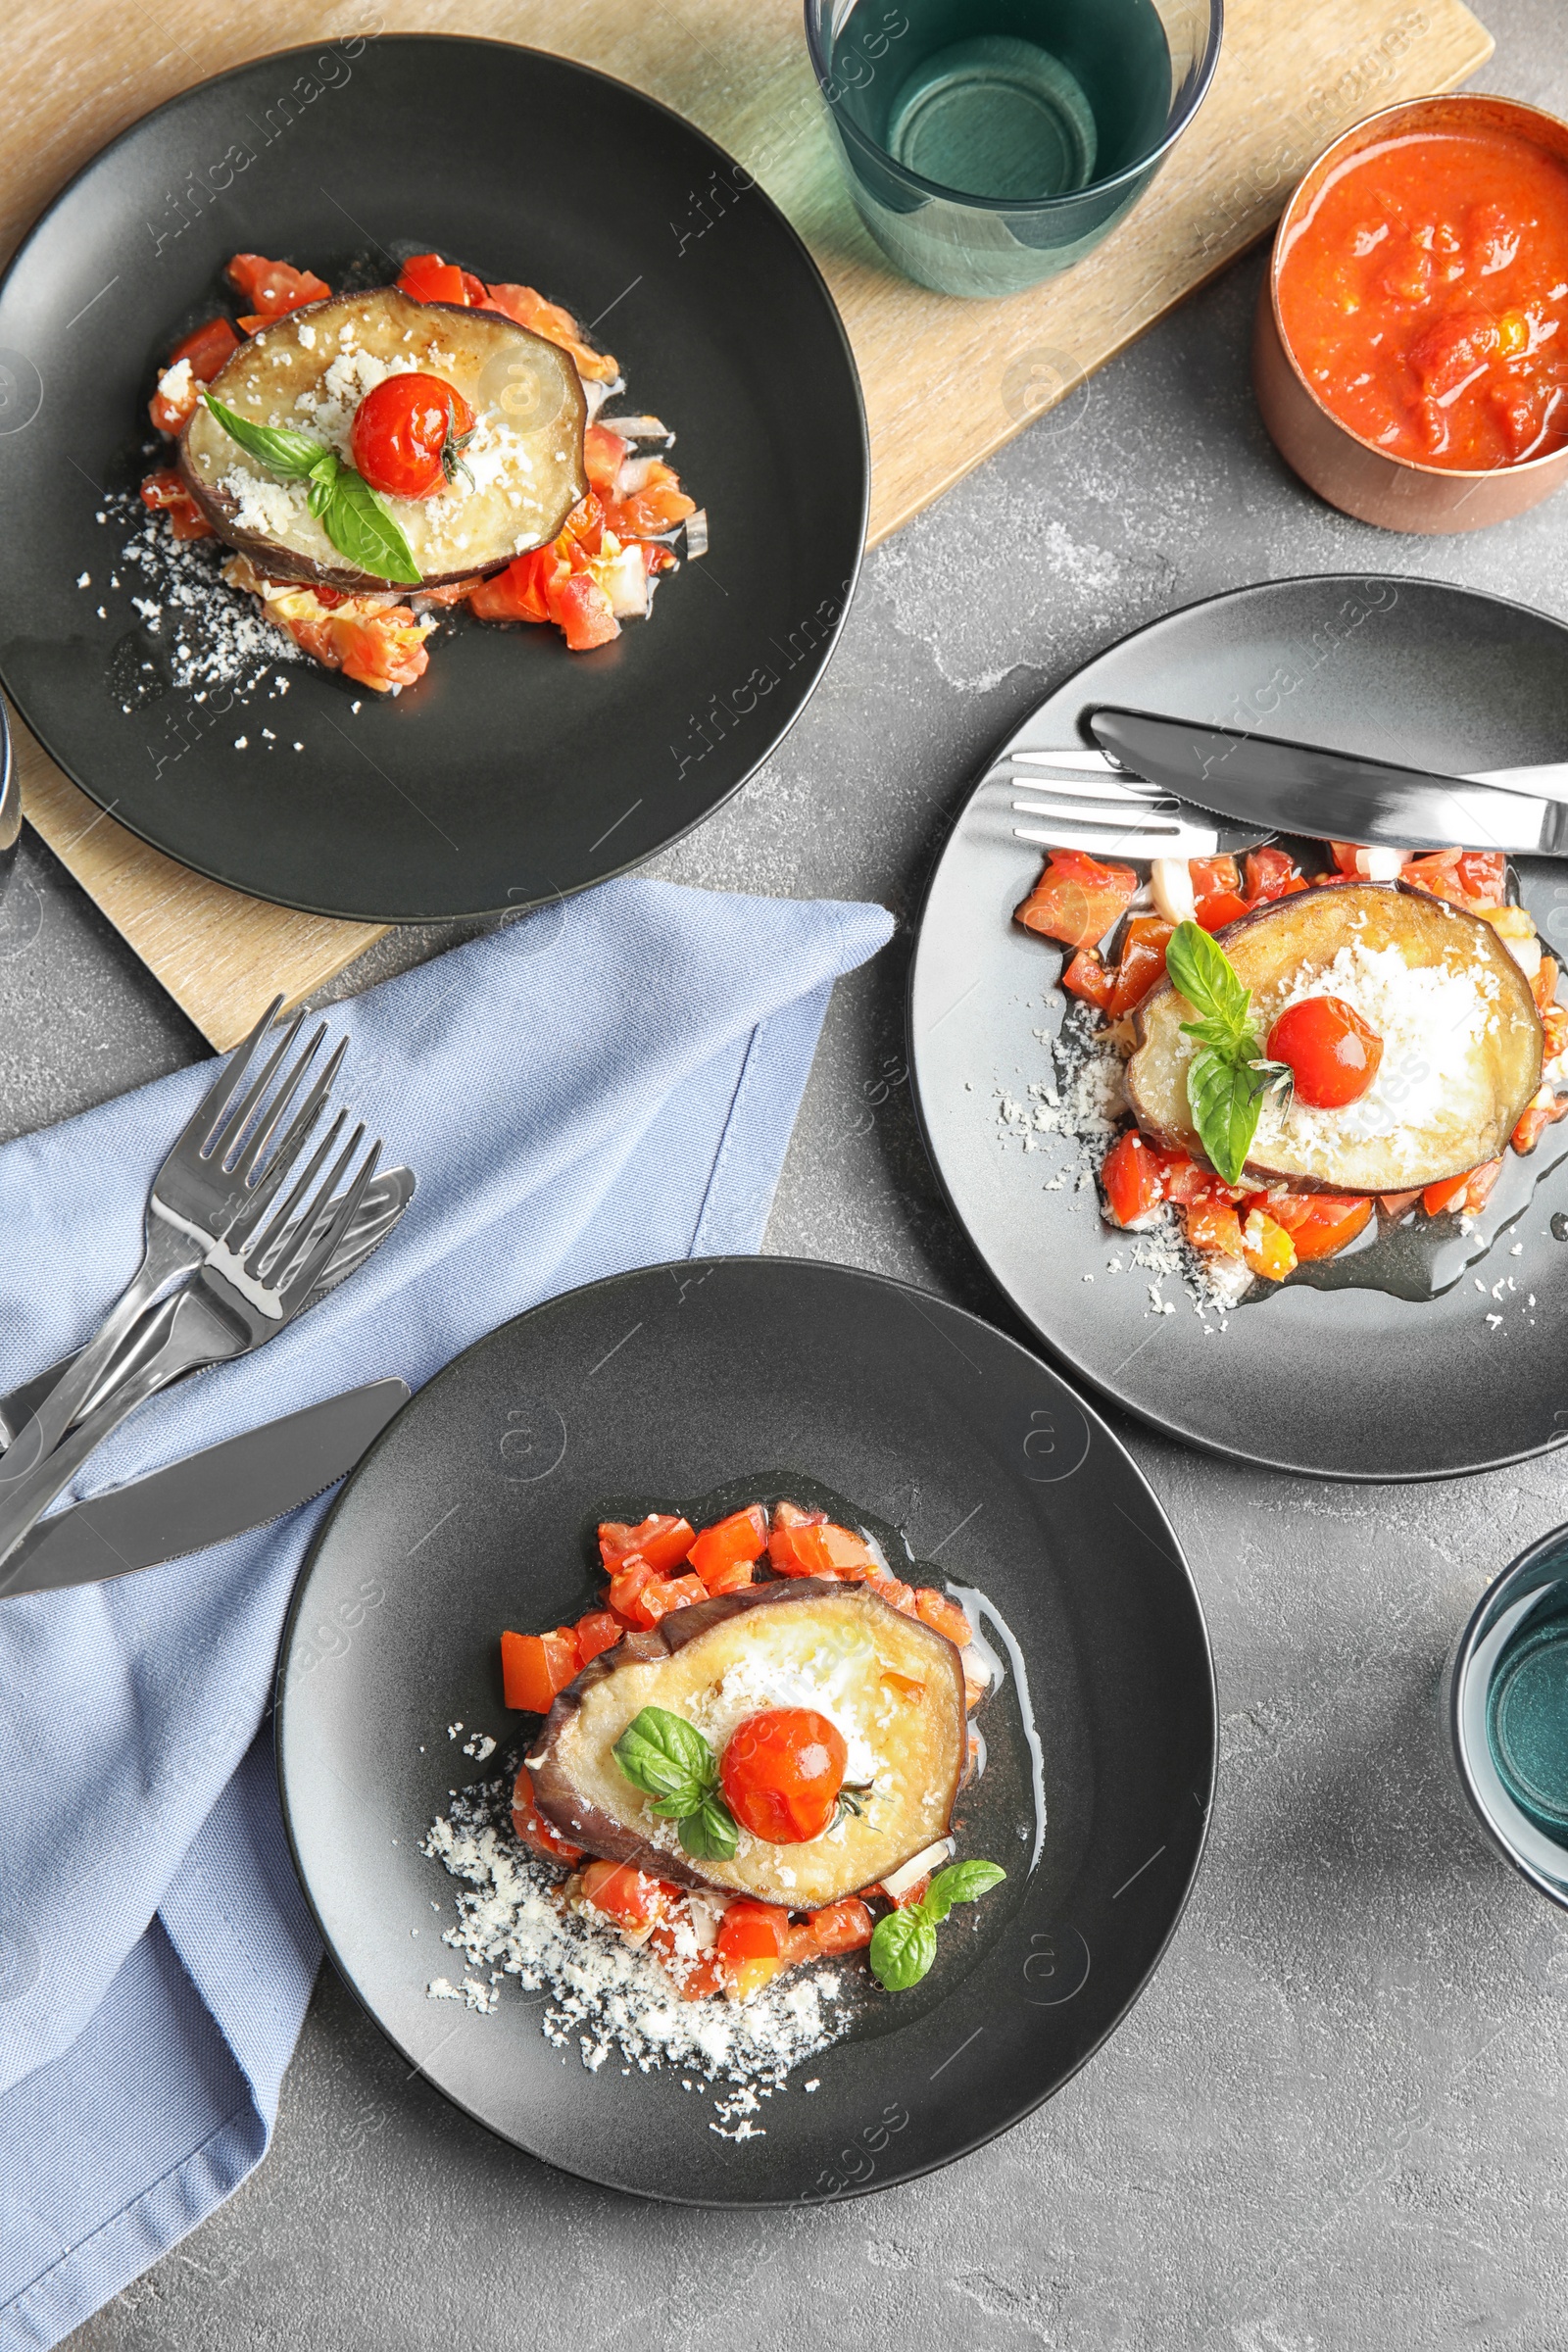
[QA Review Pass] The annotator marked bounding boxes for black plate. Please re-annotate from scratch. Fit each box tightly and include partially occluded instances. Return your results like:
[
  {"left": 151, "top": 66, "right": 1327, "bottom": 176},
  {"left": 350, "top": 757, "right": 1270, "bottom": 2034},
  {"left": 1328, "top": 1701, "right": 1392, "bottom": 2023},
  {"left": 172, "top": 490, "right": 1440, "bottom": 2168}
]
[
  {"left": 0, "top": 37, "right": 866, "bottom": 920},
  {"left": 276, "top": 1256, "right": 1214, "bottom": 2205},
  {"left": 910, "top": 574, "right": 1568, "bottom": 1483}
]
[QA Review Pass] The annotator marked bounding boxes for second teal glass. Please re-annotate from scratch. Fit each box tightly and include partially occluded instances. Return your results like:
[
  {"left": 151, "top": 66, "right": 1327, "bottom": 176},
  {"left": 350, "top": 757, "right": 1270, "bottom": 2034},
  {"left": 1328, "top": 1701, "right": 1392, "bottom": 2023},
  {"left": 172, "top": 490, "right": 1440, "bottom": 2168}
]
[{"left": 806, "top": 0, "right": 1223, "bottom": 299}]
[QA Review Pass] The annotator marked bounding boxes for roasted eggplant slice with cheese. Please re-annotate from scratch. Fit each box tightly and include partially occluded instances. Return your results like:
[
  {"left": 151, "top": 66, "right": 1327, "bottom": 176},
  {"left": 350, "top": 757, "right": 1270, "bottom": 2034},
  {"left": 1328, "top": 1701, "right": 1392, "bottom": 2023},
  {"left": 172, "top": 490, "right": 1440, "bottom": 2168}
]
[
  {"left": 1127, "top": 881, "right": 1544, "bottom": 1192},
  {"left": 179, "top": 288, "right": 587, "bottom": 590},
  {"left": 529, "top": 1578, "right": 968, "bottom": 1906}
]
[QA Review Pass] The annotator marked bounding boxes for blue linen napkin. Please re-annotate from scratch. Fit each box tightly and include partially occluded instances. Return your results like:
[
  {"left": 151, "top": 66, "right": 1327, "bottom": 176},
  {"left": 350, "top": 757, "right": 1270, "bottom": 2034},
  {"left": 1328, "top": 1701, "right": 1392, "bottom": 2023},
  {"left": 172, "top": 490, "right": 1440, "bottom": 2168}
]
[{"left": 0, "top": 875, "right": 891, "bottom": 2349}]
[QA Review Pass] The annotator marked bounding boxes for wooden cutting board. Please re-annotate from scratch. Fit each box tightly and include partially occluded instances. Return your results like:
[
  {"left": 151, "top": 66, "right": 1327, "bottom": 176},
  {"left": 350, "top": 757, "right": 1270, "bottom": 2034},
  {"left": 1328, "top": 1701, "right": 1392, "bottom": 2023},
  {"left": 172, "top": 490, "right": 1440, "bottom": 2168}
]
[{"left": 3, "top": 0, "right": 1493, "bottom": 1047}]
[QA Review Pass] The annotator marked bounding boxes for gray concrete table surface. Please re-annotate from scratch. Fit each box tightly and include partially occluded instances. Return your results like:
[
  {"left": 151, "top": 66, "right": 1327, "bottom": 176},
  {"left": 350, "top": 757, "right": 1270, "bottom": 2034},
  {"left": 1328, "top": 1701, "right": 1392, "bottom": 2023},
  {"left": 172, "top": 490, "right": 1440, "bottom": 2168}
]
[{"left": 10, "top": 5, "right": 1562, "bottom": 2343}]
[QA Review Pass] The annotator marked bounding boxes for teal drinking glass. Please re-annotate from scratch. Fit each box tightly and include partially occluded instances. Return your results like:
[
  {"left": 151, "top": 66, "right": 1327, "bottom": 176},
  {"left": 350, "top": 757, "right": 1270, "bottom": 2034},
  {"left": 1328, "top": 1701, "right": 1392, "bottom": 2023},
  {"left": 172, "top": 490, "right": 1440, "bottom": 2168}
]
[
  {"left": 1449, "top": 1527, "right": 1568, "bottom": 1909},
  {"left": 805, "top": 0, "right": 1223, "bottom": 298}
]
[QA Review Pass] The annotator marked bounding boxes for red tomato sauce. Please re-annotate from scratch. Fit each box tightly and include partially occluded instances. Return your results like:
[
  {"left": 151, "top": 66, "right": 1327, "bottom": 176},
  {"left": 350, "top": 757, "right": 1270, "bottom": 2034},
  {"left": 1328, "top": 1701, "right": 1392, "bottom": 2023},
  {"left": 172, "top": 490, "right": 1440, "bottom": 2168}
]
[{"left": 1277, "top": 127, "right": 1568, "bottom": 470}]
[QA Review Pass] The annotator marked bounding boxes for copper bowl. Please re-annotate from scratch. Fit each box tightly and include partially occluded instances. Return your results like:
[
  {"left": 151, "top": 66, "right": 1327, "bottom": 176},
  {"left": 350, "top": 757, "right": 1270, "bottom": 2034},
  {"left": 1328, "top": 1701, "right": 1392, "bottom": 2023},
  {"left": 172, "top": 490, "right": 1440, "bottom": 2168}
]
[{"left": 1253, "top": 92, "right": 1568, "bottom": 535}]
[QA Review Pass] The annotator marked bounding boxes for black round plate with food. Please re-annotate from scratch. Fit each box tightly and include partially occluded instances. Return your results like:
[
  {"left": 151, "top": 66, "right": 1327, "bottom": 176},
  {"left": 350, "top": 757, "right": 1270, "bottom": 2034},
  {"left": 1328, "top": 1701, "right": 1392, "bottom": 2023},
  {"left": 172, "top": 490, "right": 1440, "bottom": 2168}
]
[
  {"left": 0, "top": 36, "right": 865, "bottom": 921},
  {"left": 910, "top": 575, "right": 1568, "bottom": 1482},
  {"left": 276, "top": 1257, "right": 1214, "bottom": 2206}
]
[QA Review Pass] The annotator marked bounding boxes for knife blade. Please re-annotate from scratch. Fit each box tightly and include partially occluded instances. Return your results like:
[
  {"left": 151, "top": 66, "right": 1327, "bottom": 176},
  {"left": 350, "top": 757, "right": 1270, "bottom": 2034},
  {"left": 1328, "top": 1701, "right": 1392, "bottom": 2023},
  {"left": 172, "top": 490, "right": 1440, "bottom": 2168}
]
[
  {"left": 0, "top": 1376, "right": 408, "bottom": 1598},
  {"left": 1088, "top": 708, "right": 1568, "bottom": 858}
]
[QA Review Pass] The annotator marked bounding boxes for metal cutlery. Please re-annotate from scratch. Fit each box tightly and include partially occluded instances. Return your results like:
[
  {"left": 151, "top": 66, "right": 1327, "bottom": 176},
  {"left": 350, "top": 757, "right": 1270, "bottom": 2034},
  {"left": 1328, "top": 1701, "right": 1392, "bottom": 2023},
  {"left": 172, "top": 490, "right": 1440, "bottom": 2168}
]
[
  {"left": 0, "top": 1376, "right": 410, "bottom": 1599},
  {"left": 0, "top": 1163, "right": 416, "bottom": 1453},
  {"left": 0, "top": 995, "right": 351, "bottom": 1485},
  {"left": 0, "top": 1113, "right": 382, "bottom": 1570},
  {"left": 992, "top": 708, "right": 1568, "bottom": 858}
]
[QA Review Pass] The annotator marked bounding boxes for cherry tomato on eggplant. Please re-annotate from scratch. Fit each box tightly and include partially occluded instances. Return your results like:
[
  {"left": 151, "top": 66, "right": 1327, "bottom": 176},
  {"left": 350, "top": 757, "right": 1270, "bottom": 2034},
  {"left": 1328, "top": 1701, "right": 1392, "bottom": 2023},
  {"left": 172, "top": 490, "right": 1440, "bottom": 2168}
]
[
  {"left": 1266, "top": 995, "right": 1384, "bottom": 1109},
  {"left": 350, "top": 372, "right": 476, "bottom": 500},
  {"left": 719, "top": 1706, "right": 848, "bottom": 1843}
]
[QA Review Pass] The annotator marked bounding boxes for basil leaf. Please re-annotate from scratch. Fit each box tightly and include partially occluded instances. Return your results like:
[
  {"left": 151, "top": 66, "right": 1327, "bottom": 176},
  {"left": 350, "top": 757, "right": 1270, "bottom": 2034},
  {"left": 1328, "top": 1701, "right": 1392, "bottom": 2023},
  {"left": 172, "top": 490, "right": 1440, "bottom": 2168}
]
[
  {"left": 1165, "top": 920, "right": 1252, "bottom": 1048},
  {"left": 201, "top": 394, "right": 326, "bottom": 479},
  {"left": 612, "top": 1705, "right": 716, "bottom": 1806},
  {"left": 317, "top": 465, "right": 421, "bottom": 586},
  {"left": 868, "top": 1906, "right": 939, "bottom": 1992},
  {"left": 922, "top": 1858, "right": 1006, "bottom": 1924},
  {"left": 679, "top": 1793, "right": 739, "bottom": 1860},
  {"left": 306, "top": 454, "right": 341, "bottom": 520},
  {"left": 1186, "top": 1047, "right": 1269, "bottom": 1188}
]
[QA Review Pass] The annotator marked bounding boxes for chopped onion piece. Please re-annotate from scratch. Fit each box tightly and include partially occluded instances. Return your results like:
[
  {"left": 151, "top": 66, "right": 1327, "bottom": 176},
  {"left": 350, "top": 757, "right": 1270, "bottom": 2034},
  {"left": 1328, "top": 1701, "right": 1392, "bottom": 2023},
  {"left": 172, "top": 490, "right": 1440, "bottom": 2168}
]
[
  {"left": 683, "top": 508, "right": 709, "bottom": 559},
  {"left": 1152, "top": 858, "right": 1197, "bottom": 925},
  {"left": 879, "top": 1838, "right": 956, "bottom": 1903},
  {"left": 598, "top": 415, "right": 672, "bottom": 442},
  {"left": 1506, "top": 932, "right": 1543, "bottom": 980},
  {"left": 1354, "top": 845, "right": 1410, "bottom": 881}
]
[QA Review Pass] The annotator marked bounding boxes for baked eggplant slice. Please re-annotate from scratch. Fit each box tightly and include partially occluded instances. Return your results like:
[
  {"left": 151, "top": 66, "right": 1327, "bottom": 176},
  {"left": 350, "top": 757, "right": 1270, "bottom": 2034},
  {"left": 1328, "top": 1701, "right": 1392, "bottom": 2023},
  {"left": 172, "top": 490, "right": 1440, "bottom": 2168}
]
[
  {"left": 529, "top": 1579, "right": 968, "bottom": 1905},
  {"left": 1127, "top": 881, "right": 1543, "bottom": 1192},
  {"left": 180, "top": 289, "right": 587, "bottom": 590}
]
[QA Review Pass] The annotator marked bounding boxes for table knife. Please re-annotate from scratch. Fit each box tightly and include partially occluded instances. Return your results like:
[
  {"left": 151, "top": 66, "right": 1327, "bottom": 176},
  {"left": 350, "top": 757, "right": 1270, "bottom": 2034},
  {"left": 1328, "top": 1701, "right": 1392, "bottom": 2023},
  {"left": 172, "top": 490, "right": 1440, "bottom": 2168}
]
[
  {"left": 0, "top": 1376, "right": 408, "bottom": 1598},
  {"left": 1087, "top": 707, "right": 1568, "bottom": 857}
]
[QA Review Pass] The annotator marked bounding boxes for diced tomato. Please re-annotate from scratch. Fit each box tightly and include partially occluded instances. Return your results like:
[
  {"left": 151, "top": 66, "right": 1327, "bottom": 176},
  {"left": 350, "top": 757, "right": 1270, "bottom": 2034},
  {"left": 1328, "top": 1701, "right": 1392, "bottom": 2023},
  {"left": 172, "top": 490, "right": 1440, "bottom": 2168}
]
[
  {"left": 1267, "top": 1192, "right": 1374, "bottom": 1260},
  {"left": 1330, "top": 840, "right": 1365, "bottom": 877},
  {"left": 725, "top": 1956, "right": 788, "bottom": 2002},
  {"left": 1455, "top": 851, "right": 1508, "bottom": 906},
  {"left": 687, "top": 1504, "right": 768, "bottom": 1587},
  {"left": 1160, "top": 1152, "right": 1212, "bottom": 1205},
  {"left": 1195, "top": 891, "right": 1250, "bottom": 933},
  {"left": 478, "top": 281, "right": 620, "bottom": 383},
  {"left": 808, "top": 1897, "right": 875, "bottom": 1954},
  {"left": 397, "top": 252, "right": 470, "bottom": 306},
  {"left": 1062, "top": 948, "right": 1114, "bottom": 1011},
  {"left": 1244, "top": 847, "right": 1298, "bottom": 904},
  {"left": 583, "top": 423, "right": 628, "bottom": 493},
  {"left": 606, "top": 1558, "right": 660, "bottom": 1623},
  {"left": 139, "top": 468, "right": 213, "bottom": 539},
  {"left": 225, "top": 252, "right": 330, "bottom": 321},
  {"left": 512, "top": 1763, "right": 583, "bottom": 1865},
  {"left": 1102, "top": 1129, "right": 1166, "bottom": 1228},
  {"left": 1106, "top": 917, "right": 1173, "bottom": 1017},
  {"left": 678, "top": 1953, "right": 725, "bottom": 2002},
  {"left": 1544, "top": 1005, "right": 1568, "bottom": 1062},
  {"left": 1512, "top": 1087, "right": 1568, "bottom": 1154},
  {"left": 500, "top": 1626, "right": 580, "bottom": 1712},
  {"left": 1422, "top": 1172, "right": 1471, "bottom": 1216},
  {"left": 866, "top": 1571, "right": 919, "bottom": 1617},
  {"left": 640, "top": 1571, "right": 709, "bottom": 1623},
  {"left": 598, "top": 1515, "right": 697, "bottom": 1574},
  {"left": 149, "top": 317, "right": 241, "bottom": 431},
  {"left": 768, "top": 1513, "right": 835, "bottom": 1577},
  {"left": 884, "top": 1873, "right": 930, "bottom": 1911},
  {"left": 1424, "top": 1159, "right": 1504, "bottom": 1216},
  {"left": 1379, "top": 1189, "right": 1422, "bottom": 1218},
  {"left": 702, "top": 1557, "right": 757, "bottom": 1595},
  {"left": 468, "top": 547, "right": 559, "bottom": 626},
  {"left": 573, "top": 1608, "right": 622, "bottom": 1663},
  {"left": 913, "top": 1588, "right": 972, "bottom": 1646},
  {"left": 600, "top": 459, "right": 695, "bottom": 540},
  {"left": 1185, "top": 1200, "right": 1249, "bottom": 1257},
  {"left": 580, "top": 1859, "right": 679, "bottom": 1933},
  {"left": 1533, "top": 956, "right": 1560, "bottom": 1014},
  {"left": 1189, "top": 856, "right": 1240, "bottom": 903},
  {"left": 328, "top": 612, "right": 431, "bottom": 695},
  {"left": 1015, "top": 850, "right": 1140, "bottom": 952},
  {"left": 715, "top": 1899, "right": 791, "bottom": 1963},
  {"left": 547, "top": 569, "right": 619, "bottom": 652},
  {"left": 1267, "top": 995, "right": 1383, "bottom": 1109}
]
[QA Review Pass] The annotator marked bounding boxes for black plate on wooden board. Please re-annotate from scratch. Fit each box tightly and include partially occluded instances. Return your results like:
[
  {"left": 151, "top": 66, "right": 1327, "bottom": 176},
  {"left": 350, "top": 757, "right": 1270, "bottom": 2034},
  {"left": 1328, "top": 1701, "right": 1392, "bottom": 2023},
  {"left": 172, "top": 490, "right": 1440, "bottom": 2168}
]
[
  {"left": 909, "top": 575, "right": 1568, "bottom": 1482},
  {"left": 276, "top": 1256, "right": 1214, "bottom": 2206},
  {"left": 0, "top": 36, "right": 865, "bottom": 920}
]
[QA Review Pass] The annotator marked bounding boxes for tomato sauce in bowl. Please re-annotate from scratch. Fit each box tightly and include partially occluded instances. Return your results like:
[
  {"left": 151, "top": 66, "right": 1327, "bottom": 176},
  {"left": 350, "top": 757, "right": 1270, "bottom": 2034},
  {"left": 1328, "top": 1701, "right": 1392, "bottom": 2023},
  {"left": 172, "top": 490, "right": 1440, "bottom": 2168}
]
[{"left": 1277, "top": 123, "right": 1568, "bottom": 472}]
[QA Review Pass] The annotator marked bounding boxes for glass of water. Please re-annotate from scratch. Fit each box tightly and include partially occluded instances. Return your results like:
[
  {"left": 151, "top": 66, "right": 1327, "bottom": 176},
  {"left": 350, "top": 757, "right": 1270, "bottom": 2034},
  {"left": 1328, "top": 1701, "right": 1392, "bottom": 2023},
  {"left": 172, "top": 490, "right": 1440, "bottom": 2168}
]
[{"left": 805, "top": 0, "right": 1223, "bottom": 298}]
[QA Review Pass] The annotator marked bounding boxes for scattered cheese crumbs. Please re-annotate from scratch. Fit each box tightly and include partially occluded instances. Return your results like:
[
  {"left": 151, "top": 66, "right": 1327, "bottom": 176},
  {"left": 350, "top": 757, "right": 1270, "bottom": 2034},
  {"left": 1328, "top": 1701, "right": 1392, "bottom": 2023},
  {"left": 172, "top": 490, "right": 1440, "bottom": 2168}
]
[
  {"left": 108, "top": 490, "right": 302, "bottom": 698},
  {"left": 462, "top": 1732, "right": 497, "bottom": 1761},
  {"left": 233, "top": 736, "right": 247, "bottom": 750},
  {"left": 1486, "top": 1312, "right": 1503, "bottom": 1328},
  {"left": 448, "top": 1722, "right": 464, "bottom": 1739},
  {"left": 422, "top": 1778, "right": 850, "bottom": 2100},
  {"left": 804, "top": 2078, "right": 820, "bottom": 2093},
  {"left": 1511, "top": 1244, "right": 1525, "bottom": 1255},
  {"left": 76, "top": 570, "right": 90, "bottom": 588}
]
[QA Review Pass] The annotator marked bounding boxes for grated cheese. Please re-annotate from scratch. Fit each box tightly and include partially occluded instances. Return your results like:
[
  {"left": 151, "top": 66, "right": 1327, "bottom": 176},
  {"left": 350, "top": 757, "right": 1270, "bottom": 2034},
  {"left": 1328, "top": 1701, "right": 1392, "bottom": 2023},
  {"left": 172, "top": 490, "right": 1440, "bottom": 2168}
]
[{"left": 421, "top": 1777, "right": 851, "bottom": 2109}]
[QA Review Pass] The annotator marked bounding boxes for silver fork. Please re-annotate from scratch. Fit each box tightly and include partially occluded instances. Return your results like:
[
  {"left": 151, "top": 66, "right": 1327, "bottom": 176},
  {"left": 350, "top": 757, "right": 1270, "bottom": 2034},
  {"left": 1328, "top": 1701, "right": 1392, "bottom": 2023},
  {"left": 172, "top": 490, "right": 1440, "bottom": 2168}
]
[
  {"left": 995, "top": 742, "right": 1556, "bottom": 858},
  {"left": 0, "top": 996, "right": 346, "bottom": 1484},
  {"left": 0, "top": 1114, "right": 382, "bottom": 1573},
  {"left": 0, "top": 1164, "right": 416, "bottom": 1451}
]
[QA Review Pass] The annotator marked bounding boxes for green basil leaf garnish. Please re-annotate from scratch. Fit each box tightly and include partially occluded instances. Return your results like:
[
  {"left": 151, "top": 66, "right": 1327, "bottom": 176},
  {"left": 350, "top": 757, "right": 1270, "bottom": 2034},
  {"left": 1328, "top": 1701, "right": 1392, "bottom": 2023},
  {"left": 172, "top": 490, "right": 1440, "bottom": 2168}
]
[
  {"left": 679, "top": 1793, "right": 739, "bottom": 1860},
  {"left": 922, "top": 1858, "right": 1007, "bottom": 1924},
  {"left": 612, "top": 1705, "right": 714, "bottom": 1802},
  {"left": 868, "top": 1905, "right": 939, "bottom": 1991},
  {"left": 200, "top": 394, "right": 327, "bottom": 478},
  {"left": 1186, "top": 1047, "right": 1271, "bottom": 1189},
  {"left": 318, "top": 462, "right": 421, "bottom": 585},
  {"left": 1164, "top": 918, "right": 1253, "bottom": 1048}
]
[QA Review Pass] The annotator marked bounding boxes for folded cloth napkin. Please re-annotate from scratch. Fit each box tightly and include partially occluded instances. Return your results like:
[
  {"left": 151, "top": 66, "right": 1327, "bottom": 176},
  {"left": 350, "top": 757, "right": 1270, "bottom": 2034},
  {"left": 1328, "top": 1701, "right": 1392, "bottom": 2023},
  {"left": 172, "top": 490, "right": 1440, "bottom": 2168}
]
[{"left": 0, "top": 875, "right": 891, "bottom": 2349}]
